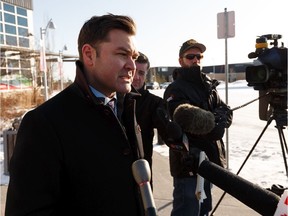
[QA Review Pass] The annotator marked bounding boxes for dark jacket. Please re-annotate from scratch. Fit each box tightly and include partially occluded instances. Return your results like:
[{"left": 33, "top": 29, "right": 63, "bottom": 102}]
[
  {"left": 135, "top": 84, "right": 165, "bottom": 167},
  {"left": 5, "top": 61, "right": 144, "bottom": 216},
  {"left": 164, "top": 67, "right": 233, "bottom": 178}
]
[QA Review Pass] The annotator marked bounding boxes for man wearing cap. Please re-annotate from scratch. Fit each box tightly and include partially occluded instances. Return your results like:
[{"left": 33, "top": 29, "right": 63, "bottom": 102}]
[{"left": 164, "top": 39, "right": 233, "bottom": 216}]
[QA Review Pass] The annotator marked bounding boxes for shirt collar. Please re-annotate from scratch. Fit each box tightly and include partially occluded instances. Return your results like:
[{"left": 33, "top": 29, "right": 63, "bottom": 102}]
[{"left": 89, "top": 86, "right": 117, "bottom": 105}]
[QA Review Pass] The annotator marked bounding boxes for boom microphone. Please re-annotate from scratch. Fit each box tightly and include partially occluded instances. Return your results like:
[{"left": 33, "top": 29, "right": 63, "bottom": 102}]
[
  {"left": 173, "top": 104, "right": 215, "bottom": 135},
  {"left": 198, "top": 160, "right": 280, "bottom": 216},
  {"left": 132, "top": 159, "right": 157, "bottom": 216}
]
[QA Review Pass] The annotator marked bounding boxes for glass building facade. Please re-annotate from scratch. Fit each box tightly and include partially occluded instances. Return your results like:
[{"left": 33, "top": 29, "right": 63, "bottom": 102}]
[{"left": 0, "top": 0, "right": 34, "bottom": 89}]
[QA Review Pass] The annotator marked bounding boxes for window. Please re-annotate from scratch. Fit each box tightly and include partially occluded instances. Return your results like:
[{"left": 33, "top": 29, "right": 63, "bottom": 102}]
[
  {"left": 4, "top": 13, "right": 16, "bottom": 24},
  {"left": 19, "top": 37, "right": 29, "bottom": 47},
  {"left": 5, "top": 24, "right": 16, "bottom": 34},
  {"left": 0, "top": 34, "right": 4, "bottom": 44},
  {"left": 17, "top": 7, "right": 27, "bottom": 16},
  {"left": 6, "top": 35, "right": 17, "bottom": 46},
  {"left": 17, "top": 16, "right": 27, "bottom": 27},
  {"left": 3, "top": 3, "right": 15, "bottom": 13},
  {"left": 18, "top": 27, "right": 28, "bottom": 36}
]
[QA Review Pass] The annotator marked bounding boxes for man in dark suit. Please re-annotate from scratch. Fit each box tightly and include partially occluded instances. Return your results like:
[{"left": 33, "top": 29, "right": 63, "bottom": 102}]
[{"left": 5, "top": 14, "right": 146, "bottom": 216}]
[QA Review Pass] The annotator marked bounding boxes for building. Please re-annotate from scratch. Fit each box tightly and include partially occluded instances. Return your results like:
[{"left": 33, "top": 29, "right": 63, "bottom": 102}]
[
  {"left": 148, "top": 62, "right": 253, "bottom": 84},
  {"left": 0, "top": 0, "right": 78, "bottom": 92}
]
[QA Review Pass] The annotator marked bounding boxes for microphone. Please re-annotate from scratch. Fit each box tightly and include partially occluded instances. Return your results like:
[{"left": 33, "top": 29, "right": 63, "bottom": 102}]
[
  {"left": 132, "top": 159, "right": 157, "bottom": 216},
  {"left": 198, "top": 160, "right": 280, "bottom": 216},
  {"left": 173, "top": 103, "right": 215, "bottom": 135}
]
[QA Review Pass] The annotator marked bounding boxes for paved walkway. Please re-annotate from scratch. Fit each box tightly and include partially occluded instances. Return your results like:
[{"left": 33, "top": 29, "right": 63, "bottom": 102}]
[
  {"left": 0, "top": 150, "right": 261, "bottom": 216},
  {"left": 152, "top": 150, "right": 260, "bottom": 216}
]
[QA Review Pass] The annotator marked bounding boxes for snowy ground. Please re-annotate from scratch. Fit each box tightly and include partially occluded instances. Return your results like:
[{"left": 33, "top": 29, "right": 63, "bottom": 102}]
[
  {"left": 1, "top": 80, "right": 287, "bottom": 189},
  {"left": 153, "top": 80, "right": 288, "bottom": 189}
]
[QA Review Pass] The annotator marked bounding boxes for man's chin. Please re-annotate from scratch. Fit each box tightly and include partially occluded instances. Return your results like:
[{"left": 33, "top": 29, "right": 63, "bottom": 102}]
[{"left": 117, "top": 84, "right": 132, "bottom": 93}]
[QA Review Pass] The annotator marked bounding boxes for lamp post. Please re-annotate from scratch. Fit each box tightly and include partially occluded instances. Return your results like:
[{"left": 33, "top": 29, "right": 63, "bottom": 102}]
[
  {"left": 59, "top": 45, "right": 67, "bottom": 91},
  {"left": 40, "top": 18, "right": 55, "bottom": 101}
]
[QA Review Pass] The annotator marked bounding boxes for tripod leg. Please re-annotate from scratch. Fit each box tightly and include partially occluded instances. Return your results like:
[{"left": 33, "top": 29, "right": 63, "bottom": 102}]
[
  {"left": 279, "top": 128, "right": 288, "bottom": 154},
  {"left": 210, "top": 118, "right": 272, "bottom": 216},
  {"left": 277, "top": 127, "right": 288, "bottom": 176}
]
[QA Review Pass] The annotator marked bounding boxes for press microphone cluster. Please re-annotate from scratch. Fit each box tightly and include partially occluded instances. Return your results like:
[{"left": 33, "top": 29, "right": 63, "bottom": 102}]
[
  {"left": 132, "top": 159, "right": 157, "bottom": 216},
  {"left": 197, "top": 159, "right": 280, "bottom": 216}
]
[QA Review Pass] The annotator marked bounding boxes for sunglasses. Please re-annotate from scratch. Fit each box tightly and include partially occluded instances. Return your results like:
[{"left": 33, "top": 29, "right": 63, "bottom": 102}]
[{"left": 184, "top": 54, "right": 203, "bottom": 60}]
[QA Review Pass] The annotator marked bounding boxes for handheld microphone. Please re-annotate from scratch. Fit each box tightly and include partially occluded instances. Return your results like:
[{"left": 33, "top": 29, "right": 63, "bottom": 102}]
[
  {"left": 132, "top": 159, "right": 157, "bottom": 216},
  {"left": 198, "top": 160, "right": 280, "bottom": 216}
]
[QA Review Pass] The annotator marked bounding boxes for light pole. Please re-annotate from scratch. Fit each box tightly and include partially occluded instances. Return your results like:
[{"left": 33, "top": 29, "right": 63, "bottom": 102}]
[
  {"left": 40, "top": 18, "right": 55, "bottom": 101},
  {"left": 59, "top": 45, "right": 67, "bottom": 91}
]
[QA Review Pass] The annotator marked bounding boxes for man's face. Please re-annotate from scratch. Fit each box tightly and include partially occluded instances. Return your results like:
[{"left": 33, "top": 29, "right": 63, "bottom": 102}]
[
  {"left": 82, "top": 29, "right": 139, "bottom": 97},
  {"left": 132, "top": 62, "right": 148, "bottom": 90},
  {"left": 179, "top": 47, "right": 203, "bottom": 68}
]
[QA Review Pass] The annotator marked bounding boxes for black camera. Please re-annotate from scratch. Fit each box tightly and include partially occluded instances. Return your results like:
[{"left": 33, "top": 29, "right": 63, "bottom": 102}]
[
  {"left": 245, "top": 34, "right": 287, "bottom": 121},
  {"left": 246, "top": 34, "right": 287, "bottom": 90}
]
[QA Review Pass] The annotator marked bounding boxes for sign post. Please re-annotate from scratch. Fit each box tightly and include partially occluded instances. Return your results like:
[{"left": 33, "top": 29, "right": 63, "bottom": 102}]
[{"left": 217, "top": 8, "right": 235, "bottom": 169}]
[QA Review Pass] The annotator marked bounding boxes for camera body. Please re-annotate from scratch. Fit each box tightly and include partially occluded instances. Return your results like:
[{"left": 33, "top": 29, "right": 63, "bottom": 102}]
[
  {"left": 245, "top": 34, "right": 287, "bottom": 121},
  {"left": 246, "top": 34, "right": 287, "bottom": 91}
]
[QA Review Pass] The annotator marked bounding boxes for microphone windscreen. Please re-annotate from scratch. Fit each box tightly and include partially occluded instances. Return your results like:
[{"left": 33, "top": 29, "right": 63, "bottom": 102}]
[
  {"left": 198, "top": 160, "right": 279, "bottom": 216},
  {"left": 173, "top": 104, "right": 215, "bottom": 135},
  {"left": 132, "top": 159, "right": 151, "bottom": 184}
]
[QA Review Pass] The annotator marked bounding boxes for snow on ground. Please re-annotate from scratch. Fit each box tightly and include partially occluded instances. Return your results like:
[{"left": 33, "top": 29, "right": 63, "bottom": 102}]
[{"left": 1, "top": 80, "right": 287, "bottom": 189}]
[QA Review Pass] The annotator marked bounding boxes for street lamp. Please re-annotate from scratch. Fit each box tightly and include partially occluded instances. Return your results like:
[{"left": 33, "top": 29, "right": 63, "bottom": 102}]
[
  {"left": 40, "top": 18, "right": 55, "bottom": 101},
  {"left": 59, "top": 45, "right": 67, "bottom": 90}
]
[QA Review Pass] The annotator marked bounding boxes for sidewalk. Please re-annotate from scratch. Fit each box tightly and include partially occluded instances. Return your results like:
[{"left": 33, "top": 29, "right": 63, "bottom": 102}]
[
  {"left": 0, "top": 150, "right": 261, "bottom": 216},
  {"left": 152, "top": 150, "right": 260, "bottom": 216}
]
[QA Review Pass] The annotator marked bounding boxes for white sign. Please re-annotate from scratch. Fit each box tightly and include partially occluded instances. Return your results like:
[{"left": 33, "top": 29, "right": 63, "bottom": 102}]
[{"left": 217, "top": 11, "right": 235, "bottom": 39}]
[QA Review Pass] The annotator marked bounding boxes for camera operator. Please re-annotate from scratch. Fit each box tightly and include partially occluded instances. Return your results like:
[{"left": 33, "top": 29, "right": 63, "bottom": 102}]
[{"left": 163, "top": 39, "right": 233, "bottom": 216}]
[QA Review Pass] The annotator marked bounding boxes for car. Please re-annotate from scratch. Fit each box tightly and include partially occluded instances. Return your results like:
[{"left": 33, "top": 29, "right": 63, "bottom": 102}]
[
  {"left": 160, "top": 82, "right": 172, "bottom": 89},
  {"left": 146, "top": 82, "right": 160, "bottom": 90}
]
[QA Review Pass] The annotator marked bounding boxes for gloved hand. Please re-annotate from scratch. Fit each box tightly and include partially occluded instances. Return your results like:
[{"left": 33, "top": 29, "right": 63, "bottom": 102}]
[
  {"left": 181, "top": 147, "right": 201, "bottom": 175},
  {"left": 213, "top": 106, "right": 233, "bottom": 128},
  {"left": 206, "top": 122, "right": 225, "bottom": 140}
]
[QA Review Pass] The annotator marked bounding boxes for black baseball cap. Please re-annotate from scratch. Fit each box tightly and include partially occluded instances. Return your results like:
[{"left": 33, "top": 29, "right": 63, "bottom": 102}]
[{"left": 179, "top": 39, "right": 206, "bottom": 57}]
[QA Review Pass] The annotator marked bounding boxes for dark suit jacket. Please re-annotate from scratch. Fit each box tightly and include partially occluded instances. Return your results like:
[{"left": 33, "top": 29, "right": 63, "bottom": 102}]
[{"left": 5, "top": 61, "right": 144, "bottom": 216}]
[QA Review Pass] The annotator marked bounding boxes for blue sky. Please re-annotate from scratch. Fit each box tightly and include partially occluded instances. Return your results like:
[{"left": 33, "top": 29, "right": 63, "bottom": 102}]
[{"left": 32, "top": 0, "right": 287, "bottom": 69}]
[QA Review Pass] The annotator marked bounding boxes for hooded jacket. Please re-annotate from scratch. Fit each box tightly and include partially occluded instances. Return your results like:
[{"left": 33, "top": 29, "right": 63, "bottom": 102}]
[
  {"left": 5, "top": 61, "right": 145, "bottom": 216},
  {"left": 164, "top": 67, "right": 233, "bottom": 178}
]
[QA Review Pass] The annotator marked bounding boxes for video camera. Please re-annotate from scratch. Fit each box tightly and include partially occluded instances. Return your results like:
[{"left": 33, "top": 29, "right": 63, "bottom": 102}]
[
  {"left": 245, "top": 34, "right": 287, "bottom": 121},
  {"left": 245, "top": 34, "right": 287, "bottom": 91}
]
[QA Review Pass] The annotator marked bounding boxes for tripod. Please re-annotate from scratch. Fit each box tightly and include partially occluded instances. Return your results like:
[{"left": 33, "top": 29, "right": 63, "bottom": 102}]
[{"left": 211, "top": 94, "right": 288, "bottom": 216}]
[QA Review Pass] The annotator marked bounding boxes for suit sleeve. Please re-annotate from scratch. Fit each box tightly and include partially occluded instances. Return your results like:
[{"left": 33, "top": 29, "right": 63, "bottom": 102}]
[{"left": 5, "top": 109, "right": 63, "bottom": 215}]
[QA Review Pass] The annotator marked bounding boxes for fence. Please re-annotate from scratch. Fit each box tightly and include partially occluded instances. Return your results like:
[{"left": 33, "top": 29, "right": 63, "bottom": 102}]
[{"left": 3, "top": 130, "right": 18, "bottom": 175}]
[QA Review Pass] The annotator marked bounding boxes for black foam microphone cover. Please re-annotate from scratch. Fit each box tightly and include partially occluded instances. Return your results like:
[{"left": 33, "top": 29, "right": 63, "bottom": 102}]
[
  {"left": 198, "top": 160, "right": 279, "bottom": 216},
  {"left": 173, "top": 103, "right": 215, "bottom": 135}
]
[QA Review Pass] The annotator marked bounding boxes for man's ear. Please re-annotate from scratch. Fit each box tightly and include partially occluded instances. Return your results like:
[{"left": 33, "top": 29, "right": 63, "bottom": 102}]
[
  {"left": 178, "top": 57, "right": 183, "bottom": 66},
  {"left": 82, "top": 44, "right": 94, "bottom": 66}
]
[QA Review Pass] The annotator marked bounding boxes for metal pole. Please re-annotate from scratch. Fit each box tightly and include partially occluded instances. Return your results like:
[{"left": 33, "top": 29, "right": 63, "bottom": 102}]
[
  {"left": 224, "top": 8, "right": 229, "bottom": 169},
  {"left": 59, "top": 51, "right": 63, "bottom": 90},
  {"left": 40, "top": 27, "right": 49, "bottom": 101}
]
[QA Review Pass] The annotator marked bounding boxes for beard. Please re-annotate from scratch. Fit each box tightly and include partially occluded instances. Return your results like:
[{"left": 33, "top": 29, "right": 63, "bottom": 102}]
[{"left": 177, "top": 66, "right": 203, "bottom": 83}]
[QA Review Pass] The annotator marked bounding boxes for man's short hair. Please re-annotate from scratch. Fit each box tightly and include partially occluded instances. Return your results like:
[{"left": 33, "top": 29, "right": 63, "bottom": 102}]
[
  {"left": 136, "top": 52, "right": 150, "bottom": 70},
  {"left": 78, "top": 14, "right": 137, "bottom": 60}
]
